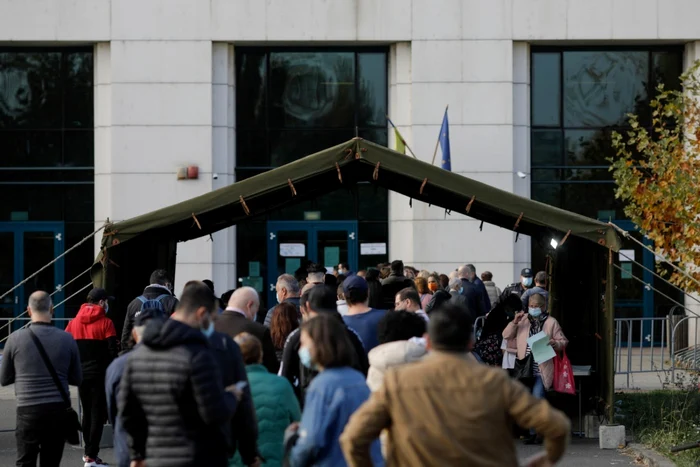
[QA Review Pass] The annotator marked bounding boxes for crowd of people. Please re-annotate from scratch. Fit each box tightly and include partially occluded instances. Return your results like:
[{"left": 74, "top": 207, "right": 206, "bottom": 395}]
[{"left": 0, "top": 261, "right": 572, "bottom": 467}]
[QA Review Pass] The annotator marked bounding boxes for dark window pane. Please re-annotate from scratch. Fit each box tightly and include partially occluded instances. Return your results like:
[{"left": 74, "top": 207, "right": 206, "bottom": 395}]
[
  {"left": 268, "top": 199, "right": 315, "bottom": 221},
  {"left": 561, "top": 183, "right": 623, "bottom": 218},
  {"left": 358, "top": 53, "right": 387, "bottom": 128},
  {"left": 0, "top": 170, "right": 93, "bottom": 183},
  {"left": 237, "top": 130, "right": 268, "bottom": 167},
  {"left": 235, "top": 221, "right": 267, "bottom": 292},
  {"left": 236, "top": 52, "right": 267, "bottom": 129},
  {"left": 268, "top": 52, "right": 355, "bottom": 128},
  {"left": 358, "top": 184, "right": 388, "bottom": 221},
  {"left": 358, "top": 222, "right": 388, "bottom": 271},
  {"left": 0, "top": 130, "right": 62, "bottom": 167},
  {"left": 564, "top": 129, "right": 617, "bottom": 166},
  {"left": 532, "top": 53, "right": 561, "bottom": 127},
  {"left": 0, "top": 184, "right": 63, "bottom": 220},
  {"left": 64, "top": 86, "right": 93, "bottom": 128},
  {"left": 562, "top": 168, "right": 613, "bottom": 182},
  {"left": 63, "top": 222, "right": 95, "bottom": 319},
  {"left": 236, "top": 167, "right": 268, "bottom": 182},
  {"left": 269, "top": 129, "right": 353, "bottom": 167},
  {"left": 64, "top": 184, "right": 93, "bottom": 222},
  {"left": 359, "top": 128, "right": 388, "bottom": 147},
  {"left": 0, "top": 52, "right": 63, "bottom": 129},
  {"left": 65, "top": 52, "right": 93, "bottom": 88},
  {"left": 63, "top": 130, "right": 94, "bottom": 167},
  {"left": 652, "top": 51, "right": 683, "bottom": 92},
  {"left": 563, "top": 51, "right": 648, "bottom": 128},
  {"left": 270, "top": 189, "right": 356, "bottom": 222},
  {"left": 531, "top": 130, "right": 563, "bottom": 167},
  {"left": 531, "top": 169, "right": 561, "bottom": 181},
  {"left": 531, "top": 183, "right": 562, "bottom": 208}
]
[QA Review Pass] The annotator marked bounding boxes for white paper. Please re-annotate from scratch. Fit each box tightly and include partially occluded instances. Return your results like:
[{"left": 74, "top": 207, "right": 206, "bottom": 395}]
[
  {"left": 619, "top": 249, "right": 635, "bottom": 262},
  {"left": 361, "top": 242, "right": 387, "bottom": 255},
  {"left": 279, "top": 243, "right": 306, "bottom": 257},
  {"left": 526, "top": 331, "right": 556, "bottom": 364}
]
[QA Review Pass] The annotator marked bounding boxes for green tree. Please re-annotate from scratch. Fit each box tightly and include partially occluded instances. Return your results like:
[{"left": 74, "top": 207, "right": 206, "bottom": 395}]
[{"left": 610, "top": 61, "right": 700, "bottom": 291}]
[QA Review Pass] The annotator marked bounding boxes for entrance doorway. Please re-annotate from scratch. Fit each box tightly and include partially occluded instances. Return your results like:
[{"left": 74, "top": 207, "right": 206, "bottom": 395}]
[
  {"left": 609, "top": 220, "right": 654, "bottom": 345},
  {"left": 266, "top": 221, "right": 358, "bottom": 305},
  {"left": 0, "top": 223, "right": 65, "bottom": 327}
]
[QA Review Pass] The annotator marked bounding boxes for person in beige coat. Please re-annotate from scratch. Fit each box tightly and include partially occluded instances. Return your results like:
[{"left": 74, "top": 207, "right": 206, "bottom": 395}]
[
  {"left": 340, "top": 303, "right": 570, "bottom": 467},
  {"left": 502, "top": 292, "right": 568, "bottom": 443}
]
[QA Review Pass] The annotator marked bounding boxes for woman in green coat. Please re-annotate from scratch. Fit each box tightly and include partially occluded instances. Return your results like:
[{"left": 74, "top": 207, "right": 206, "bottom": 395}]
[{"left": 230, "top": 332, "right": 301, "bottom": 467}]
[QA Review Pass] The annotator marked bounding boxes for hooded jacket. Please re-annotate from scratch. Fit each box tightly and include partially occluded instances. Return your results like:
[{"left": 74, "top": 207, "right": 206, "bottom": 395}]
[
  {"left": 121, "top": 285, "right": 178, "bottom": 352},
  {"left": 366, "top": 340, "right": 427, "bottom": 392},
  {"left": 65, "top": 303, "right": 118, "bottom": 380},
  {"left": 118, "top": 319, "right": 237, "bottom": 467}
]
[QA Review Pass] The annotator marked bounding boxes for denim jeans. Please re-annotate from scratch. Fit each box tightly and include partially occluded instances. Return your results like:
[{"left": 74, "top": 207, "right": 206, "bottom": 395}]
[
  {"left": 530, "top": 375, "right": 546, "bottom": 435},
  {"left": 16, "top": 404, "right": 66, "bottom": 467}
]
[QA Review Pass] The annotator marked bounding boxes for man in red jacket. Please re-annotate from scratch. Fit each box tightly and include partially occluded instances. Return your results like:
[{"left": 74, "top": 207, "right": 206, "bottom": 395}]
[{"left": 66, "top": 288, "right": 118, "bottom": 467}]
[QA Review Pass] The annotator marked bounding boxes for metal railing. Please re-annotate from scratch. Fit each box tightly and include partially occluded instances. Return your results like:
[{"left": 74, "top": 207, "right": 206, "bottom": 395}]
[{"left": 614, "top": 311, "right": 700, "bottom": 389}]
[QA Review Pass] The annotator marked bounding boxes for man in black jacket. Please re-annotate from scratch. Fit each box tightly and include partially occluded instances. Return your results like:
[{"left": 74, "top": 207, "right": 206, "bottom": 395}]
[
  {"left": 380, "top": 260, "right": 415, "bottom": 309},
  {"left": 279, "top": 285, "right": 369, "bottom": 404},
  {"left": 121, "top": 269, "right": 178, "bottom": 352},
  {"left": 216, "top": 287, "right": 279, "bottom": 374},
  {"left": 118, "top": 281, "right": 238, "bottom": 467}
]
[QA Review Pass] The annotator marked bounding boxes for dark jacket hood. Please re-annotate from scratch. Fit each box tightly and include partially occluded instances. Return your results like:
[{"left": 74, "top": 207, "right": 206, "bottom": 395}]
[
  {"left": 142, "top": 318, "right": 208, "bottom": 350},
  {"left": 76, "top": 303, "right": 107, "bottom": 324}
]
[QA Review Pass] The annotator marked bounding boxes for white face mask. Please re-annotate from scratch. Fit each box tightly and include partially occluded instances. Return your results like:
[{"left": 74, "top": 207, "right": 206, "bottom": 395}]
[
  {"left": 528, "top": 307, "right": 542, "bottom": 318},
  {"left": 522, "top": 277, "right": 533, "bottom": 287}
]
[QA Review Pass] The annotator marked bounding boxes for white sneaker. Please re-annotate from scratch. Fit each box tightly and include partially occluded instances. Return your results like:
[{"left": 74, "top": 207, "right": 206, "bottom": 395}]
[{"left": 84, "top": 456, "right": 109, "bottom": 467}]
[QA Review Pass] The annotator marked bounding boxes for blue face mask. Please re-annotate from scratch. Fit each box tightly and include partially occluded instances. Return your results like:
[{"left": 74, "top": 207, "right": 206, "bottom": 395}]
[
  {"left": 201, "top": 318, "right": 215, "bottom": 338},
  {"left": 522, "top": 277, "right": 533, "bottom": 287},
  {"left": 298, "top": 347, "right": 315, "bottom": 369},
  {"left": 528, "top": 307, "right": 542, "bottom": 318}
]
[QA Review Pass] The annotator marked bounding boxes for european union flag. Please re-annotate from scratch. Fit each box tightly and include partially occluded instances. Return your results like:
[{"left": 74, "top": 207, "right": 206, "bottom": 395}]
[{"left": 439, "top": 109, "right": 451, "bottom": 171}]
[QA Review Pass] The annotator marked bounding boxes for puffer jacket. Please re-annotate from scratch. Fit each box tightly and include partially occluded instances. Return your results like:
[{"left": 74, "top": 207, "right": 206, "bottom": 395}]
[
  {"left": 229, "top": 364, "right": 300, "bottom": 467},
  {"left": 367, "top": 339, "right": 427, "bottom": 392},
  {"left": 118, "top": 319, "right": 237, "bottom": 467}
]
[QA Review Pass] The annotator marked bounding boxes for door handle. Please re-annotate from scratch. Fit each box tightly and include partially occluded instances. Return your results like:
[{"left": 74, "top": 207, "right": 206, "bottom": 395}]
[
  {"left": 55, "top": 233, "right": 62, "bottom": 241},
  {"left": 269, "top": 232, "right": 276, "bottom": 240},
  {"left": 348, "top": 232, "right": 356, "bottom": 240}
]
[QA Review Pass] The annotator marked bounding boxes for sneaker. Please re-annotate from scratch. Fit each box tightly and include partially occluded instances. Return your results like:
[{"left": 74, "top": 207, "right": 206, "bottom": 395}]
[{"left": 84, "top": 457, "right": 109, "bottom": 467}]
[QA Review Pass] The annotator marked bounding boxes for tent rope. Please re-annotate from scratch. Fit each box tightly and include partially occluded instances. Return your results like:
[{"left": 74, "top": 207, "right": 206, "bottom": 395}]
[
  {"left": 419, "top": 178, "right": 428, "bottom": 195},
  {"left": 335, "top": 163, "right": 343, "bottom": 183},
  {"left": 611, "top": 263, "right": 700, "bottom": 319},
  {"left": 466, "top": 196, "right": 475, "bottom": 213},
  {"left": 287, "top": 179, "right": 297, "bottom": 196},
  {"left": 239, "top": 196, "right": 251, "bottom": 215},
  {"left": 609, "top": 222, "right": 700, "bottom": 292},
  {"left": 191, "top": 213, "right": 202, "bottom": 230},
  {"left": 372, "top": 162, "right": 380, "bottom": 181},
  {"left": 513, "top": 212, "right": 524, "bottom": 230},
  {"left": 560, "top": 230, "right": 572, "bottom": 246},
  {"left": 0, "top": 224, "right": 104, "bottom": 303}
]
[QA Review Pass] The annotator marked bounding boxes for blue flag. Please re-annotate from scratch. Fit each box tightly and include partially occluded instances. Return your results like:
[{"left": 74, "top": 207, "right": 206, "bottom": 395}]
[{"left": 439, "top": 109, "right": 451, "bottom": 171}]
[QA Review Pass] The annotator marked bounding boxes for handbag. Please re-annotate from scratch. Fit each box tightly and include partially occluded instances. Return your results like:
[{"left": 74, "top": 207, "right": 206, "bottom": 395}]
[
  {"left": 512, "top": 353, "right": 534, "bottom": 380},
  {"left": 28, "top": 327, "right": 82, "bottom": 445},
  {"left": 553, "top": 349, "right": 576, "bottom": 395}
]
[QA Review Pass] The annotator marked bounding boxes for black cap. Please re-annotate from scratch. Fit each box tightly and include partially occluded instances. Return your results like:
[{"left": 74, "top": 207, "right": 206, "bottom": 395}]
[
  {"left": 521, "top": 268, "right": 534, "bottom": 278},
  {"left": 134, "top": 308, "right": 165, "bottom": 327},
  {"left": 87, "top": 288, "right": 114, "bottom": 303},
  {"left": 307, "top": 286, "right": 338, "bottom": 314}
]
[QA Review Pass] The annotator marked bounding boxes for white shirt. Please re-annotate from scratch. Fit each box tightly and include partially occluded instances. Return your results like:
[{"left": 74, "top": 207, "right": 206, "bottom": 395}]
[{"left": 501, "top": 338, "right": 516, "bottom": 369}]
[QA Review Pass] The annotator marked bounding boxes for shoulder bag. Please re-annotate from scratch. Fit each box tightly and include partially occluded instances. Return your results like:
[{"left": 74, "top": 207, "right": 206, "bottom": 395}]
[{"left": 28, "top": 327, "right": 82, "bottom": 445}]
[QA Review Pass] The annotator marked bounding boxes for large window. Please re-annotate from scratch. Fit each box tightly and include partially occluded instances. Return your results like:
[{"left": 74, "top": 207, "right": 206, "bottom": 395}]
[
  {"left": 0, "top": 48, "right": 94, "bottom": 318},
  {"left": 235, "top": 48, "right": 389, "bottom": 291},
  {"left": 530, "top": 48, "right": 683, "bottom": 220}
]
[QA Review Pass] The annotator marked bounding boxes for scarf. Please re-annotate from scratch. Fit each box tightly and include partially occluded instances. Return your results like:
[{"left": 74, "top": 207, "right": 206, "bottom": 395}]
[{"left": 528, "top": 312, "right": 549, "bottom": 337}]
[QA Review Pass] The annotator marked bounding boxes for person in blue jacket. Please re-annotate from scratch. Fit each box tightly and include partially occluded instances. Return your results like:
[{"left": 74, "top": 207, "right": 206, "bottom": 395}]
[{"left": 284, "top": 314, "right": 384, "bottom": 467}]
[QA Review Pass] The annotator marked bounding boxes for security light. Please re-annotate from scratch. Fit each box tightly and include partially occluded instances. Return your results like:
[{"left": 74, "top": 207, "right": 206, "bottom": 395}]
[{"left": 550, "top": 238, "right": 559, "bottom": 249}]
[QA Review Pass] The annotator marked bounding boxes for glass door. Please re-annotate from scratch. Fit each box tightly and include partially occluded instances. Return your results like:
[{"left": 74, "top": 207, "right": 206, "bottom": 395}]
[
  {"left": 0, "top": 223, "right": 64, "bottom": 336},
  {"left": 267, "top": 221, "right": 358, "bottom": 307}
]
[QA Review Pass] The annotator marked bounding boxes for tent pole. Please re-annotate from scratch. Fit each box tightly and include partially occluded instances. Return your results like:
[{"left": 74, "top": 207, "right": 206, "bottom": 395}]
[{"left": 605, "top": 248, "right": 615, "bottom": 423}]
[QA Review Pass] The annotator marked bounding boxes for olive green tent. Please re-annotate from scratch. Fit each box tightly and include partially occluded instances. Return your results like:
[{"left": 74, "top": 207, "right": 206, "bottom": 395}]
[{"left": 92, "top": 137, "right": 620, "bottom": 420}]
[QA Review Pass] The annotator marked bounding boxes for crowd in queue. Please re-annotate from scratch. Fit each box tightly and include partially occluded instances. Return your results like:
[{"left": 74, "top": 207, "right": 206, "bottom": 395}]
[{"left": 0, "top": 260, "right": 571, "bottom": 467}]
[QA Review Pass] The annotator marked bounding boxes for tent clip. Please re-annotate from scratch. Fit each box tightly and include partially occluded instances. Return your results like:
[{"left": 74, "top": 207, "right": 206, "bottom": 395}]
[
  {"left": 355, "top": 152, "right": 361, "bottom": 160},
  {"left": 560, "top": 229, "right": 572, "bottom": 246},
  {"left": 513, "top": 212, "right": 524, "bottom": 230},
  {"left": 336, "top": 163, "right": 343, "bottom": 183},
  {"left": 373, "top": 162, "right": 380, "bottom": 180},
  {"left": 191, "top": 213, "right": 202, "bottom": 230},
  {"left": 419, "top": 178, "right": 428, "bottom": 195},
  {"left": 466, "top": 195, "right": 476, "bottom": 213},
  {"left": 287, "top": 179, "right": 297, "bottom": 196},
  {"left": 239, "top": 196, "right": 251, "bottom": 216}
]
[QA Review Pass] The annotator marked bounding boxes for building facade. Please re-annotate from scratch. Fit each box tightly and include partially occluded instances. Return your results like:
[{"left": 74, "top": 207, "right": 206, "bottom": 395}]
[{"left": 0, "top": 0, "right": 696, "bottom": 319}]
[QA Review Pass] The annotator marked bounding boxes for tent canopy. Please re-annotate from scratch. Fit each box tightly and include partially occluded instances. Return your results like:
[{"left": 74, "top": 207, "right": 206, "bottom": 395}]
[{"left": 97, "top": 138, "right": 620, "bottom": 253}]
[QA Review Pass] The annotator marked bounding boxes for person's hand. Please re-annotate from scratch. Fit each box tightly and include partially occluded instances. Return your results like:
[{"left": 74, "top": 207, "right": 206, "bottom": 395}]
[
  {"left": 130, "top": 461, "right": 146, "bottom": 467},
  {"left": 522, "top": 452, "right": 553, "bottom": 467},
  {"left": 548, "top": 339, "right": 557, "bottom": 349},
  {"left": 225, "top": 384, "right": 244, "bottom": 401},
  {"left": 514, "top": 311, "right": 526, "bottom": 324},
  {"left": 284, "top": 422, "right": 300, "bottom": 444},
  {"left": 247, "top": 458, "right": 261, "bottom": 467}
]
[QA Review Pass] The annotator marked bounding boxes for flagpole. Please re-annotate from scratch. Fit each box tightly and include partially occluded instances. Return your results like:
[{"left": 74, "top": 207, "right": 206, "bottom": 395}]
[
  {"left": 386, "top": 115, "right": 418, "bottom": 159},
  {"left": 431, "top": 105, "right": 448, "bottom": 166}
]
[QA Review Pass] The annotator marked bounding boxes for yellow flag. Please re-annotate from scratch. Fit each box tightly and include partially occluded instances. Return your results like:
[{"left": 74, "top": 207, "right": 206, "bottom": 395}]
[{"left": 394, "top": 127, "right": 406, "bottom": 154}]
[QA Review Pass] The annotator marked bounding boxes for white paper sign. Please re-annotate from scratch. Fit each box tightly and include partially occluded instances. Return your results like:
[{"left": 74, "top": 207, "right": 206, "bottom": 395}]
[
  {"left": 279, "top": 243, "right": 306, "bottom": 257},
  {"left": 361, "top": 243, "right": 387, "bottom": 255},
  {"left": 526, "top": 331, "right": 556, "bottom": 364},
  {"left": 619, "top": 249, "right": 635, "bottom": 262}
]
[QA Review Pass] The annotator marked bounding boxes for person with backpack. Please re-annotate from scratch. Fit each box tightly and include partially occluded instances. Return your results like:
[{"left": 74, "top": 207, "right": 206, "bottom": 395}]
[{"left": 121, "top": 269, "right": 178, "bottom": 352}]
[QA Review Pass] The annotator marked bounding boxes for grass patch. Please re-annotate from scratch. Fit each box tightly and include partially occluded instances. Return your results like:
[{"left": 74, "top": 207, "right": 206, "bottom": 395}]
[{"left": 616, "top": 384, "right": 700, "bottom": 467}]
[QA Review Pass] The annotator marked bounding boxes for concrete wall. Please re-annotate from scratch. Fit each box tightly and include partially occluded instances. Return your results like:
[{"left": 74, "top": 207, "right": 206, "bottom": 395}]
[{"left": 3, "top": 0, "right": 700, "bottom": 293}]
